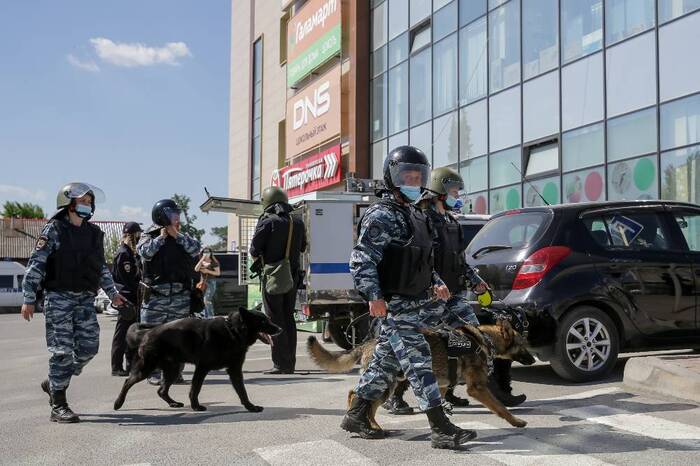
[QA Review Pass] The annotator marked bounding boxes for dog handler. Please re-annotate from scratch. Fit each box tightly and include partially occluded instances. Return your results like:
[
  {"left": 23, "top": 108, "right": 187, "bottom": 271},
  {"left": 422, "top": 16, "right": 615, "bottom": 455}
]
[
  {"left": 138, "top": 199, "right": 201, "bottom": 385},
  {"left": 341, "top": 146, "right": 478, "bottom": 449},
  {"left": 21, "top": 182, "right": 126, "bottom": 423}
]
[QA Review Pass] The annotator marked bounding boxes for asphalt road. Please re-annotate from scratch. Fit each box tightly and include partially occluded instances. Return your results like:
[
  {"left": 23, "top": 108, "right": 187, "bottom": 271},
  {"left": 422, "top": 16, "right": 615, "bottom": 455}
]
[{"left": 1, "top": 313, "right": 699, "bottom": 465}]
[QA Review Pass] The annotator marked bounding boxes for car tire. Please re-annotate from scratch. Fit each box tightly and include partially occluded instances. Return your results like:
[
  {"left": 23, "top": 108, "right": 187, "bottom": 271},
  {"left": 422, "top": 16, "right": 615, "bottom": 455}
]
[{"left": 550, "top": 306, "right": 619, "bottom": 382}]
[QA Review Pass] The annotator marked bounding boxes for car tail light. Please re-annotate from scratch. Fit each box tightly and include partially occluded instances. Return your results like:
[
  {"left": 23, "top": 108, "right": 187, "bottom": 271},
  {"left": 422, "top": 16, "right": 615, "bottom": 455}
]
[{"left": 512, "top": 246, "right": 571, "bottom": 290}]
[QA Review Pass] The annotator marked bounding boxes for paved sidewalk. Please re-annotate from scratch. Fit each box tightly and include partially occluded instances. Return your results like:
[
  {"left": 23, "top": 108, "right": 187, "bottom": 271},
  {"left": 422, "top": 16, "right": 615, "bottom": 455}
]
[{"left": 624, "top": 353, "right": 700, "bottom": 404}]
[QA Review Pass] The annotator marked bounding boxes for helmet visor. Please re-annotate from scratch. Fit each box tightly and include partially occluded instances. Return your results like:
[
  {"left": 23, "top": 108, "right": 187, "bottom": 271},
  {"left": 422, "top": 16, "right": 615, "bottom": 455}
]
[
  {"left": 389, "top": 162, "right": 430, "bottom": 188},
  {"left": 64, "top": 183, "right": 106, "bottom": 204},
  {"left": 162, "top": 206, "right": 182, "bottom": 225}
]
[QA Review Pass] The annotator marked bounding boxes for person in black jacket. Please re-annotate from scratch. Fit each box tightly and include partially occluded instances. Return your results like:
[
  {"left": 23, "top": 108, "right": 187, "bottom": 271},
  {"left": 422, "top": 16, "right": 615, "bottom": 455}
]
[
  {"left": 250, "top": 186, "right": 307, "bottom": 375},
  {"left": 110, "top": 222, "right": 143, "bottom": 376}
]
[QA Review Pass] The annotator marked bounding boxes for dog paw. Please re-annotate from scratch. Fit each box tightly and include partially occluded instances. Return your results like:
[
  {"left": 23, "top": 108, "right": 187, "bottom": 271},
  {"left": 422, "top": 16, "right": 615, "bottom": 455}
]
[
  {"left": 169, "top": 402, "right": 185, "bottom": 408},
  {"left": 191, "top": 405, "right": 207, "bottom": 412},
  {"left": 246, "top": 404, "right": 263, "bottom": 413},
  {"left": 511, "top": 418, "right": 527, "bottom": 428}
]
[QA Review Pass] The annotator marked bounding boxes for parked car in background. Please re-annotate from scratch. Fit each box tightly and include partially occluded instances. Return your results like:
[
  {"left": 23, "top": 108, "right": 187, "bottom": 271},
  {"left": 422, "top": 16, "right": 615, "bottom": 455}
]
[
  {"left": 0, "top": 261, "right": 25, "bottom": 313},
  {"left": 467, "top": 201, "right": 700, "bottom": 382}
]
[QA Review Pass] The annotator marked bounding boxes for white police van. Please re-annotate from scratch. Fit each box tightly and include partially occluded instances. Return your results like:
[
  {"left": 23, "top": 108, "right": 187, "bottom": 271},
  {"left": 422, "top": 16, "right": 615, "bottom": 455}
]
[{"left": 0, "top": 261, "right": 25, "bottom": 312}]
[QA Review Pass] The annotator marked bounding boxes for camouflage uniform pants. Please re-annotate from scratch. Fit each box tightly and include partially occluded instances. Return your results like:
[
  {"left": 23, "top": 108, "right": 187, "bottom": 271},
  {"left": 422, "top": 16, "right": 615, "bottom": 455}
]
[
  {"left": 44, "top": 291, "right": 99, "bottom": 392},
  {"left": 355, "top": 298, "right": 446, "bottom": 411},
  {"left": 140, "top": 283, "right": 191, "bottom": 325},
  {"left": 443, "top": 291, "right": 479, "bottom": 327}
]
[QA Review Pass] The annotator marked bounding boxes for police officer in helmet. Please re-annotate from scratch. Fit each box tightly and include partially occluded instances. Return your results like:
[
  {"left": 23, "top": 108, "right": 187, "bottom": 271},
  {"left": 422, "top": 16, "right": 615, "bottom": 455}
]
[
  {"left": 138, "top": 199, "right": 201, "bottom": 385},
  {"left": 21, "top": 182, "right": 126, "bottom": 423},
  {"left": 341, "top": 146, "right": 478, "bottom": 449}
]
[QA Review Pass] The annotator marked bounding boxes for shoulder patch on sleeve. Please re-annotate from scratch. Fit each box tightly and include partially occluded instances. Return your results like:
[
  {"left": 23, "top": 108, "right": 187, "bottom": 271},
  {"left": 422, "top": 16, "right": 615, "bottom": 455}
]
[
  {"left": 123, "top": 262, "right": 132, "bottom": 273},
  {"left": 367, "top": 225, "right": 382, "bottom": 240},
  {"left": 35, "top": 236, "right": 49, "bottom": 251}
]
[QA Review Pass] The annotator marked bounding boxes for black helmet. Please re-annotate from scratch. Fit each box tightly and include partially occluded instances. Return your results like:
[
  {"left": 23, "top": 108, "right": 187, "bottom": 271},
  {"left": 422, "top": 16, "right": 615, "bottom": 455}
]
[
  {"left": 383, "top": 145, "right": 431, "bottom": 191},
  {"left": 151, "top": 199, "right": 181, "bottom": 227}
]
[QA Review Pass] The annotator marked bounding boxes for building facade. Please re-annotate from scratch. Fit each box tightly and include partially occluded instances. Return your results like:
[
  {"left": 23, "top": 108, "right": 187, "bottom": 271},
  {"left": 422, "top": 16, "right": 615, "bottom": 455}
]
[{"left": 229, "top": 0, "right": 700, "bottom": 230}]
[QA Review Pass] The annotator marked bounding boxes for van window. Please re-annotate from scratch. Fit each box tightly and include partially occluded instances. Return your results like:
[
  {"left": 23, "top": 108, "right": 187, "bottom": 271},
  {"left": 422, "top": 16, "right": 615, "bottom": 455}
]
[
  {"left": 674, "top": 213, "right": 700, "bottom": 252},
  {"left": 17, "top": 275, "right": 24, "bottom": 288},
  {"left": 467, "top": 211, "right": 553, "bottom": 255},
  {"left": 0, "top": 275, "right": 13, "bottom": 289},
  {"left": 584, "top": 212, "right": 670, "bottom": 251}
]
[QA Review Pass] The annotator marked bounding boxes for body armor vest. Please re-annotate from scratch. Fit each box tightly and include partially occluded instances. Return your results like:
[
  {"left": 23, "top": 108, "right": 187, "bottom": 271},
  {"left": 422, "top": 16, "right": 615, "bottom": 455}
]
[
  {"left": 45, "top": 220, "right": 103, "bottom": 292},
  {"left": 431, "top": 211, "right": 467, "bottom": 293},
  {"left": 142, "top": 234, "right": 193, "bottom": 286}
]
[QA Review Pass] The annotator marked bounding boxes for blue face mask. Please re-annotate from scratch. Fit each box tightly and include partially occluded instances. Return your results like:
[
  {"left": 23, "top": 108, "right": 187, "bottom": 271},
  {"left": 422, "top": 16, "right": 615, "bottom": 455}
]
[
  {"left": 399, "top": 185, "right": 422, "bottom": 202},
  {"left": 445, "top": 196, "right": 464, "bottom": 211},
  {"left": 75, "top": 204, "right": 92, "bottom": 219}
]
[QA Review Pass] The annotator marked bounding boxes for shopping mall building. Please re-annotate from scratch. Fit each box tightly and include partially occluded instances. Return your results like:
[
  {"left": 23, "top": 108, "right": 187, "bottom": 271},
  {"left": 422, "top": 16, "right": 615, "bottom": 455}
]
[{"left": 227, "top": 0, "right": 700, "bottom": 235}]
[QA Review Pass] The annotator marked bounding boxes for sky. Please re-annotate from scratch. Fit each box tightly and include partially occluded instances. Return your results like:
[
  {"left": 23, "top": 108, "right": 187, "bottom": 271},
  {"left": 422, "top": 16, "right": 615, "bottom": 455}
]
[{"left": 0, "top": 0, "right": 232, "bottom": 245}]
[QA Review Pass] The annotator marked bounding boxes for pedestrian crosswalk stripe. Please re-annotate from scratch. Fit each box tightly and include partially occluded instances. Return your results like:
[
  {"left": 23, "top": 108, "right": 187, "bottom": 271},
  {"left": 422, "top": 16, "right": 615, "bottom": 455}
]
[
  {"left": 532, "top": 387, "right": 620, "bottom": 403},
  {"left": 254, "top": 439, "right": 375, "bottom": 465},
  {"left": 559, "top": 405, "right": 700, "bottom": 441},
  {"left": 470, "top": 434, "right": 614, "bottom": 466}
]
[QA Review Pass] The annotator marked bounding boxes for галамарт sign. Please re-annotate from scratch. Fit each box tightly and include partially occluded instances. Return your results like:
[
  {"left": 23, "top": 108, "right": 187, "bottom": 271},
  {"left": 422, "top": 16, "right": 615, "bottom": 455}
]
[
  {"left": 271, "top": 144, "right": 342, "bottom": 198},
  {"left": 287, "top": 0, "right": 341, "bottom": 87}
]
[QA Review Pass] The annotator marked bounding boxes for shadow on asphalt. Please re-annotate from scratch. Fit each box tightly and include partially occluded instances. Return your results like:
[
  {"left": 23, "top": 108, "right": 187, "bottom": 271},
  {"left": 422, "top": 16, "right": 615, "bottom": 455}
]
[
  {"left": 510, "top": 359, "right": 626, "bottom": 387},
  {"left": 81, "top": 405, "right": 347, "bottom": 426}
]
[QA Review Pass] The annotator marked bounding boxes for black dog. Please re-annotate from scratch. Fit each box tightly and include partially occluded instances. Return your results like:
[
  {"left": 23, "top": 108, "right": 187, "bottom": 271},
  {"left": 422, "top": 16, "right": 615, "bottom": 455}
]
[{"left": 114, "top": 306, "right": 281, "bottom": 413}]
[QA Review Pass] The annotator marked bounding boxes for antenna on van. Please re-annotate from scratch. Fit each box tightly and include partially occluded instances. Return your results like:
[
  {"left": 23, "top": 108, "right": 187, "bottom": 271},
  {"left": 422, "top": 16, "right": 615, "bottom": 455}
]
[{"left": 510, "top": 162, "right": 550, "bottom": 206}]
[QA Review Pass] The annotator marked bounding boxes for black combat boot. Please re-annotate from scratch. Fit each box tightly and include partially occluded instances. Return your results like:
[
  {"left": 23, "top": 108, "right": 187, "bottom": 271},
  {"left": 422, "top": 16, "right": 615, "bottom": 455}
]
[
  {"left": 381, "top": 381, "right": 414, "bottom": 415},
  {"left": 444, "top": 387, "right": 470, "bottom": 407},
  {"left": 340, "top": 396, "right": 385, "bottom": 439},
  {"left": 425, "top": 405, "right": 477, "bottom": 449},
  {"left": 488, "top": 359, "right": 526, "bottom": 407},
  {"left": 50, "top": 390, "right": 80, "bottom": 423},
  {"left": 40, "top": 379, "right": 52, "bottom": 406}
]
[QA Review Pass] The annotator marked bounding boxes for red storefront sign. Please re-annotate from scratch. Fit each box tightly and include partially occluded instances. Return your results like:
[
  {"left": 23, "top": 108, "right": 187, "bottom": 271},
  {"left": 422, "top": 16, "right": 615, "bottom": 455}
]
[{"left": 270, "top": 144, "right": 341, "bottom": 197}]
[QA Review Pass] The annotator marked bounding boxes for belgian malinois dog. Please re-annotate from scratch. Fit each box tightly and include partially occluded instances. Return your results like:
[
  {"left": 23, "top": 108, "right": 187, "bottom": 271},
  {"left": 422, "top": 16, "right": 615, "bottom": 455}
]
[{"left": 307, "top": 319, "right": 535, "bottom": 430}]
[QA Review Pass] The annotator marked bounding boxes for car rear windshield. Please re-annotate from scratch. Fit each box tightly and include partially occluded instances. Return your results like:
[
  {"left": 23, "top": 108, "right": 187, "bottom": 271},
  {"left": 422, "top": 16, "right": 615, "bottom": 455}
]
[{"left": 467, "top": 211, "right": 553, "bottom": 256}]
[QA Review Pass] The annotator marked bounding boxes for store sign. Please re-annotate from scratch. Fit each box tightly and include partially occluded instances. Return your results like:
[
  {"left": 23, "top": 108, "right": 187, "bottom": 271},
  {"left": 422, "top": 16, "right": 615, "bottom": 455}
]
[
  {"left": 271, "top": 144, "right": 341, "bottom": 197},
  {"left": 286, "top": 65, "right": 341, "bottom": 158},
  {"left": 287, "top": 0, "right": 341, "bottom": 86}
]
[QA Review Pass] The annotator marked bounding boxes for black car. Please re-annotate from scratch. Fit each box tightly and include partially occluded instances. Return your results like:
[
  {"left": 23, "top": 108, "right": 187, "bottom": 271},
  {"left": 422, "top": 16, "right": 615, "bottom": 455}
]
[{"left": 467, "top": 201, "right": 700, "bottom": 382}]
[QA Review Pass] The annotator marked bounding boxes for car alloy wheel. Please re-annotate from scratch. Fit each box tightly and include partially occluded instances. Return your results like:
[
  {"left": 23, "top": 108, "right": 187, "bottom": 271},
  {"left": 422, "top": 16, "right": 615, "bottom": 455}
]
[{"left": 565, "top": 317, "right": 611, "bottom": 372}]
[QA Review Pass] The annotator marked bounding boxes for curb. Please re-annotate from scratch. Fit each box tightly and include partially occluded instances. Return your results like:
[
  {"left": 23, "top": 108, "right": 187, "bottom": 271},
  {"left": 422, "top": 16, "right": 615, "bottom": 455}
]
[{"left": 623, "top": 356, "right": 700, "bottom": 404}]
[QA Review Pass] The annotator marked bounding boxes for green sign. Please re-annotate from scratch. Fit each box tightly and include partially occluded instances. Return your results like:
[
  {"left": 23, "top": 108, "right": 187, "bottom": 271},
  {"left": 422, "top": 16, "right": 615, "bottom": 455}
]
[{"left": 287, "top": 24, "right": 341, "bottom": 87}]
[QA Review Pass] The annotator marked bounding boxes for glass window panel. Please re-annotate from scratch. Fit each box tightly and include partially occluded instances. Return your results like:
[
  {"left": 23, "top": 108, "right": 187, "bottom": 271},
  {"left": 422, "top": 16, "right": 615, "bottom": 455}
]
[
  {"left": 434, "top": 112, "right": 459, "bottom": 167},
  {"left": 608, "top": 155, "right": 659, "bottom": 200},
  {"left": 372, "top": 0, "right": 386, "bottom": 7},
  {"left": 460, "top": 156, "right": 488, "bottom": 193},
  {"left": 410, "top": 48, "right": 432, "bottom": 125},
  {"left": 661, "top": 144, "right": 700, "bottom": 204},
  {"left": 253, "top": 40, "right": 262, "bottom": 79},
  {"left": 606, "top": 32, "right": 656, "bottom": 118},
  {"left": 659, "top": 12, "right": 700, "bottom": 102},
  {"left": 433, "top": 34, "right": 459, "bottom": 115},
  {"left": 388, "top": 63, "right": 409, "bottom": 134},
  {"left": 388, "top": 131, "right": 409, "bottom": 152},
  {"left": 561, "top": 0, "right": 603, "bottom": 64},
  {"left": 490, "top": 147, "right": 521, "bottom": 188},
  {"left": 410, "top": 121, "right": 433, "bottom": 162},
  {"left": 489, "top": 0, "right": 509, "bottom": 9},
  {"left": 372, "top": 46, "right": 387, "bottom": 77},
  {"left": 410, "top": 0, "right": 432, "bottom": 27},
  {"left": 674, "top": 211, "right": 700, "bottom": 252},
  {"left": 460, "top": 99, "right": 488, "bottom": 159},
  {"left": 523, "top": 0, "right": 559, "bottom": 80},
  {"left": 659, "top": 0, "right": 700, "bottom": 23},
  {"left": 434, "top": 1, "right": 458, "bottom": 42},
  {"left": 561, "top": 53, "right": 604, "bottom": 130},
  {"left": 460, "top": 0, "right": 487, "bottom": 25},
  {"left": 524, "top": 176, "right": 560, "bottom": 207},
  {"left": 372, "top": 2, "right": 388, "bottom": 50},
  {"left": 489, "top": 86, "right": 521, "bottom": 152},
  {"left": 489, "top": 0, "right": 521, "bottom": 92},
  {"left": 389, "top": 0, "right": 409, "bottom": 40},
  {"left": 562, "top": 122, "right": 605, "bottom": 171},
  {"left": 465, "top": 190, "right": 489, "bottom": 214},
  {"left": 388, "top": 32, "right": 409, "bottom": 67},
  {"left": 661, "top": 92, "right": 700, "bottom": 150},
  {"left": 371, "top": 75, "right": 387, "bottom": 141},
  {"left": 607, "top": 108, "right": 657, "bottom": 162},
  {"left": 523, "top": 71, "right": 559, "bottom": 142},
  {"left": 459, "top": 17, "right": 488, "bottom": 104},
  {"left": 252, "top": 139, "right": 261, "bottom": 180},
  {"left": 372, "top": 140, "right": 388, "bottom": 179},
  {"left": 490, "top": 184, "right": 522, "bottom": 213},
  {"left": 605, "top": 0, "right": 655, "bottom": 45},
  {"left": 411, "top": 24, "right": 432, "bottom": 53},
  {"left": 526, "top": 143, "right": 559, "bottom": 177},
  {"left": 435, "top": 0, "right": 452, "bottom": 11},
  {"left": 563, "top": 166, "right": 606, "bottom": 203}
]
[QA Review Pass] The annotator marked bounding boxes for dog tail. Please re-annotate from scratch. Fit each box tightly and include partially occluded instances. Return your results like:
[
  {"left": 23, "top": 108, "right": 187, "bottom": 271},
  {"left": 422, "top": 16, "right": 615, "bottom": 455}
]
[{"left": 306, "top": 336, "right": 366, "bottom": 373}]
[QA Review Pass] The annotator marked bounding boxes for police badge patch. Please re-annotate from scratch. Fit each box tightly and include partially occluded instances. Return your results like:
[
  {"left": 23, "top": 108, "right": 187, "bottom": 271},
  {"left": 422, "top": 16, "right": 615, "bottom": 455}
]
[
  {"left": 124, "top": 262, "right": 131, "bottom": 273},
  {"left": 35, "top": 236, "right": 48, "bottom": 251}
]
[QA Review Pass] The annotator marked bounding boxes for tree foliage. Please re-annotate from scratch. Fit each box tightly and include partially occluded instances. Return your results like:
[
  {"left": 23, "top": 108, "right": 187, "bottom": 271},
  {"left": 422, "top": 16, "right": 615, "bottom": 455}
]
[
  {"left": 209, "top": 226, "right": 228, "bottom": 251},
  {"left": 2, "top": 201, "right": 45, "bottom": 219},
  {"left": 172, "top": 193, "right": 205, "bottom": 242}
]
